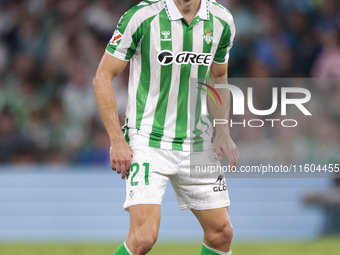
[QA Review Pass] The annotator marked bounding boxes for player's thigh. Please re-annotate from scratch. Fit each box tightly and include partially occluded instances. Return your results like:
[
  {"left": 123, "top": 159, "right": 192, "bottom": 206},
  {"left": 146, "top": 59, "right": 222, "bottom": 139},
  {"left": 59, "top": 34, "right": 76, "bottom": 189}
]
[
  {"left": 127, "top": 204, "right": 161, "bottom": 248},
  {"left": 124, "top": 146, "right": 172, "bottom": 210},
  {"left": 191, "top": 207, "right": 232, "bottom": 233}
]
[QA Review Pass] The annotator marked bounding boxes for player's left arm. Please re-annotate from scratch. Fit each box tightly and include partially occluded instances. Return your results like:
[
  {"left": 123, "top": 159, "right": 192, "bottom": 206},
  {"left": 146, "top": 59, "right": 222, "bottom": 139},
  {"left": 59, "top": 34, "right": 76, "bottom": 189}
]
[{"left": 209, "top": 62, "right": 240, "bottom": 168}]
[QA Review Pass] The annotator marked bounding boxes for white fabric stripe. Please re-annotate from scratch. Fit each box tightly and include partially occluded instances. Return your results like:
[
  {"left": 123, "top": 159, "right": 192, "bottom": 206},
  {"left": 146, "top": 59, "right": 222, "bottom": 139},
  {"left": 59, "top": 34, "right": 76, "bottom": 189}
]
[
  {"left": 225, "top": 16, "right": 236, "bottom": 63},
  {"left": 213, "top": 58, "right": 229, "bottom": 64},
  {"left": 105, "top": 49, "right": 129, "bottom": 61},
  {"left": 201, "top": 99, "right": 213, "bottom": 151},
  {"left": 208, "top": 1, "right": 234, "bottom": 24},
  {"left": 125, "top": 2, "right": 164, "bottom": 129},
  {"left": 124, "top": 241, "right": 134, "bottom": 255},
  {"left": 210, "top": 15, "right": 224, "bottom": 64},
  {"left": 114, "top": 1, "right": 164, "bottom": 60},
  {"left": 161, "top": 20, "right": 183, "bottom": 150},
  {"left": 126, "top": 39, "right": 142, "bottom": 128},
  {"left": 128, "top": 129, "right": 145, "bottom": 148},
  {"left": 203, "top": 242, "right": 232, "bottom": 255},
  {"left": 209, "top": 2, "right": 236, "bottom": 63},
  {"left": 184, "top": 21, "right": 204, "bottom": 151},
  {"left": 139, "top": 15, "right": 161, "bottom": 135}
]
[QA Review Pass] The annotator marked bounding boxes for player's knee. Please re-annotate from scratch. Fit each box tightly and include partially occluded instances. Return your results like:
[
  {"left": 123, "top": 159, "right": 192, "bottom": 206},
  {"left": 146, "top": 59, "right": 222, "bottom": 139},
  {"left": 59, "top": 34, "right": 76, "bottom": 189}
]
[
  {"left": 205, "top": 223, "right": 233, "bottom": 251},
  {"left": 221, "top": 224, "right": 233, "bottom": 249},
  {"left": 135, "top": 232, "right": 158, "bottom": 254}
]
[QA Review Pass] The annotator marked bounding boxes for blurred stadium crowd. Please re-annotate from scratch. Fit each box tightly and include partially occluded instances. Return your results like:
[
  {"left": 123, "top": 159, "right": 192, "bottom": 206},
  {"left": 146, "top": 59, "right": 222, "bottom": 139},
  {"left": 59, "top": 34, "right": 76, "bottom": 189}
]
[{"left": 0, "top": 0, "right": 339, "bottom": 165}]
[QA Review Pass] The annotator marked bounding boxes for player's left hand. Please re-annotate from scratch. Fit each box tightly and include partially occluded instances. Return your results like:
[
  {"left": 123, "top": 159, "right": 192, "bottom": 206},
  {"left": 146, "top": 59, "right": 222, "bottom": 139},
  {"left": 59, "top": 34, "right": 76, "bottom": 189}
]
[{"left": 213, "top": 130, "right": 240, "bottom": 168}]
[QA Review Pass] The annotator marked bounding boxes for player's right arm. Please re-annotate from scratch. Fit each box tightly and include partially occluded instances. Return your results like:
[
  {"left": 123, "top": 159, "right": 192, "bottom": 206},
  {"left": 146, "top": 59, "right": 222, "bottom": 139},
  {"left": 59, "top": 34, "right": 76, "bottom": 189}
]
[
  {"left": 93, "top": 52, "right": 130, "bottom": 179},
  {"left": 93, "top": 3, "right": 144, "bottom": 179}
]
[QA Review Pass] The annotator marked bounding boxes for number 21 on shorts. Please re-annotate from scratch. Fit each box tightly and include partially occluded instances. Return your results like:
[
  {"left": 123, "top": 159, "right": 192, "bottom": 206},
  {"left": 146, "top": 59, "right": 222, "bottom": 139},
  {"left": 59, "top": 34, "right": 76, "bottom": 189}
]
[{"left": 127, "top": 163, "right": 149, "bottom": 186}]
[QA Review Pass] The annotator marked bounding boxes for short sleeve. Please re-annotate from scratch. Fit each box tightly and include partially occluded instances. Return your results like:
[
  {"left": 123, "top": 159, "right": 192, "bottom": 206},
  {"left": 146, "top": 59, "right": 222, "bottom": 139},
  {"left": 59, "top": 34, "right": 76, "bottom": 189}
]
[
  {"left": 106, "top": 10, "right": 143, "bottom": 61},
  {"left": 213, "top": 16, "right": 236, "bottom": 64}
]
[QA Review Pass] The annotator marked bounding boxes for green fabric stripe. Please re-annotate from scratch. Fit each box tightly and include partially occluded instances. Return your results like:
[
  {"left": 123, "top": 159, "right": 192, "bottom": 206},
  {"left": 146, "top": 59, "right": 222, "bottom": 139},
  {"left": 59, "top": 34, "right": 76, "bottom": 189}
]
[
  {"left": 125, "top": 29, "right": 140, "bottom": 60},
  {"left": 199, "top": 12, "right": 214, "bottom": 78},
  {"left": 149, "top": 10, "right": 173, "bottom": 149},
  {"left": 113, "top": 243, "right": 130, "bottom": 255},
  {"left": 172, "top": 21, "right": 193, "bottom": 151},
  {"left": 135, "top": 16, "right": 157, "bottom": 130},
  {"left": 123, "top": 118, "right": 130, "bottom": 144},
  {"left": 106, "top": 3, "right": 147, "bottom": 56},
  {"left": 106, "top": 1, "right": 161, "bottom": 56},
  {"left": 213, "top": 16, "right": 231, "bottom": 63},
  {"left": 193, "top": 16, "right": 214, "bottom": 151},
  {"left": 201, "top": 243, "right": 230, "bottom": 255},
  {"left": 192, "top": 81, "right": 204, "bottom": 152},
  {"left": 117, "top": 0, "right": 162, "bottom": 33}
]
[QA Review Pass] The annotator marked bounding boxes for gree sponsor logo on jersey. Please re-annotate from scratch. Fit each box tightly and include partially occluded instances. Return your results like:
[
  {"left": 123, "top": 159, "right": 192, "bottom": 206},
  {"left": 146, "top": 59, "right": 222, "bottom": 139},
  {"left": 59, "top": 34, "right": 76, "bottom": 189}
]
[
  {"left": 110, "top": 30, "right": 123, "bottom": 46},
  {"left": 161, "top": 31, "right": 171, "bottom": 41},
  {"left": 157, "top": 50, "right": 213, "bottom": 66}
]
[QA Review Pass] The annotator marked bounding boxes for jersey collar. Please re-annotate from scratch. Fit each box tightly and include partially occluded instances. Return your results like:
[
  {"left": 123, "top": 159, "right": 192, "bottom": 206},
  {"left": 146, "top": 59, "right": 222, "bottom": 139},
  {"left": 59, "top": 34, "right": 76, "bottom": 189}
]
[{"left": 164, "top": 0, "right": 209, "bottom": 21}]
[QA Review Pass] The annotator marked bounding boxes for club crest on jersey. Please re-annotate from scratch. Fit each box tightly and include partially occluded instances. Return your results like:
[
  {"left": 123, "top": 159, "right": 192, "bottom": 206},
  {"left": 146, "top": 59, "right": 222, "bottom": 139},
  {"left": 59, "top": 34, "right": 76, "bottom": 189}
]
[
  {"left": 204, "top": 30, "right": 213, "bottom": 44},
  {"left": 161, "top": 31, "right": 171, "bottom": 41},
  {"left": 110, "top": 30, "right": 123, "bottom": 46}
]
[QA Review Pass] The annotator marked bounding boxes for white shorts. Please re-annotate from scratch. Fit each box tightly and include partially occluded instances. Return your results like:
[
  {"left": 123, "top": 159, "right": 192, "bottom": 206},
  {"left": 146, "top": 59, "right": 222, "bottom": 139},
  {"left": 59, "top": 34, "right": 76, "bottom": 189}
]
[{"left": 123, "top": 145, "right": 230, "bottom": 211}]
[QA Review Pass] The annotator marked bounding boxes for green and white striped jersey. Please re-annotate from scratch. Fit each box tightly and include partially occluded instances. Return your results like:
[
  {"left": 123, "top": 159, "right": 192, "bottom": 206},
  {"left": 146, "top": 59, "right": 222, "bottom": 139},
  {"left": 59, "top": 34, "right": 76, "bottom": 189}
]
[{"left": 106, "top": 0, "right": 235, "bottom": 151}]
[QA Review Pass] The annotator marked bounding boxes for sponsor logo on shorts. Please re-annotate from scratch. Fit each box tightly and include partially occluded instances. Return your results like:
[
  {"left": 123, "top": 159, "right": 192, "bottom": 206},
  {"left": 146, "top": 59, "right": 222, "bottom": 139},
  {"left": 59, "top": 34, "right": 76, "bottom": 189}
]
[{"left": 213, "top": 174, "right": 227, "bottom": 192}]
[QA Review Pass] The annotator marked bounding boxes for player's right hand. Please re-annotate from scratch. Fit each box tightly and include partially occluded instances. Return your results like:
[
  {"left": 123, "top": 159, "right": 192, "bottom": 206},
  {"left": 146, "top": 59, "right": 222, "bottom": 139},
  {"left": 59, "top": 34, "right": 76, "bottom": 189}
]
[{"left": 110, "top": 139, "right": 132, "bottom": 180}]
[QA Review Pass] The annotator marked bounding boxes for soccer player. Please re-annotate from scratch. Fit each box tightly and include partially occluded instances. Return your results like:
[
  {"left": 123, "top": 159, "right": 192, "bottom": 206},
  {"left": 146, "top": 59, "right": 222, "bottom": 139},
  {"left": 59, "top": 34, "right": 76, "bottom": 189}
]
[{"left": 93, "top": 0, "right": 240, "bottom": 254}]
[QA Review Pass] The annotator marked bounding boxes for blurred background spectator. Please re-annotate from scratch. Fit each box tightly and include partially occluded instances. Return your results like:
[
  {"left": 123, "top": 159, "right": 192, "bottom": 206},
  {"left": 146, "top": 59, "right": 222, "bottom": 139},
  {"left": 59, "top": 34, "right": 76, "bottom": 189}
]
[{"left": 0, "top": 0, "right": 339, "bottom": 164}]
